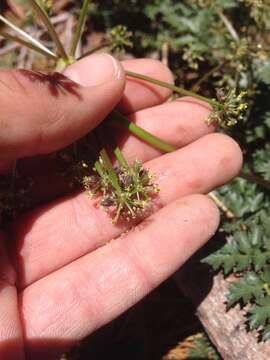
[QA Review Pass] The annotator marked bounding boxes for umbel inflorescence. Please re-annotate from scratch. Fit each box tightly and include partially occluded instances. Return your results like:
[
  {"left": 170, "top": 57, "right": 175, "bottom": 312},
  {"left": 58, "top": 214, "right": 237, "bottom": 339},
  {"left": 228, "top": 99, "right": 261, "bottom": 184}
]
[
  {"left": 83, "top": 149, "right": 159, "bottom": 223},
  {"left": 207, "top": 88, "right": 248, "bottom": 127}
]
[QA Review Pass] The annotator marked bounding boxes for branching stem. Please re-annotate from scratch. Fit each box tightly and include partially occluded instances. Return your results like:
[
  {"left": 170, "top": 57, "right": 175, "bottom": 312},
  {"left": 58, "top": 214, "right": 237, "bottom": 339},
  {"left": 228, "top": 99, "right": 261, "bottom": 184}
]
[
  {"left": 100, "top": 149, "right": 121, "bottom": 192},
  {"left": 114, "top": 146, "right": 129, "bottom": 168},
  {"left": 0, "top": 31, "right": 57, "bottom": 60},
  {"left": 78, "top": 42, "right": 111, "bottom": 59},
  {"left": 125, "top": 70, "right": 223, "bottom": 109},
  {"left": 0, "top": 14, "right": 57, "bottom": 58},
  {"left": 70, "top": 0, "right": 90, "bottom": 58},
  {"left": 26, "top": 0, "right": 68, "bottom": 60},
  {"left": 110, "top": 110, "right": 176, "bottom": 153}
]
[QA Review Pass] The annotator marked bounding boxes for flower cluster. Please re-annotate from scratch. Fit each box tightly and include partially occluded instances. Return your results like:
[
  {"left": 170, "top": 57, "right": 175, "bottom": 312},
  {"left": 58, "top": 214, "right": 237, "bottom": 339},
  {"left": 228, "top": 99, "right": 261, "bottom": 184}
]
[
  {"left": 83, "top": 150, "right": 158, "bottom": 223},
  {"left": 207, "top": 88, "right": 248, "bottom": 127},
  {"left": 109, "top": 25, "right": 133, "bottom": 52}
]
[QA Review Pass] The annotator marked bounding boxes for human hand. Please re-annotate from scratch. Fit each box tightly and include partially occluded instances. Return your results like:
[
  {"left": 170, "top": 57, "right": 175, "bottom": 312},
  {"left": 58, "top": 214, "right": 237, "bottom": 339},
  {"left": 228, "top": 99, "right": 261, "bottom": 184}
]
[{"left": 0, "top": 54, "right": 242, "bottom": 359}]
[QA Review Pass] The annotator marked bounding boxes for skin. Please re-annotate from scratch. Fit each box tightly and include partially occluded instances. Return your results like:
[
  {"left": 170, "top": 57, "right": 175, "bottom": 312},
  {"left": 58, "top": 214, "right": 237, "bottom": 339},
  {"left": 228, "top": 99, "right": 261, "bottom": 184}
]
[{"left": 0, "top": 53, "right": 243, "bottom": 360}]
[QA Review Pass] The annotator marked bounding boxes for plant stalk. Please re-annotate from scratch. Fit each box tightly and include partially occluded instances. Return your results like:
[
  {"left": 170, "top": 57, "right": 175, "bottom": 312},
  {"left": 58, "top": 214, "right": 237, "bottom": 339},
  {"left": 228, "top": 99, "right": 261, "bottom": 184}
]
[
  {"left": 70, "top": 0, "right": 90, "bottom": 58},
  {"left": 78, "top": 42, "right": 111, "bottom": 59},
  {"left": 100, "top": 149, "right": 121, "bottom": 192},
  {"left": 110, "top": 110, "right": 176, "bottom": 153},
  {"left": 114, "top": 146, "right": 129, "bottom": 168},
  {"left": 80, "top": 41, "right": 222, "bottom": 109},
  {"left": 208, "top": 192, "right": 235, "bottom": 219},
  {"left": 26, "top": 0, "right": 68, "bottom": 60},
  {"left": 0, "top": 14, "right": 57, "bottom": 58},
  {"left": 0, "top": 31, "right": 57, "bottom": 60},
  {"left": 125, "top": 70, "right": 222, "bottom": 109}
]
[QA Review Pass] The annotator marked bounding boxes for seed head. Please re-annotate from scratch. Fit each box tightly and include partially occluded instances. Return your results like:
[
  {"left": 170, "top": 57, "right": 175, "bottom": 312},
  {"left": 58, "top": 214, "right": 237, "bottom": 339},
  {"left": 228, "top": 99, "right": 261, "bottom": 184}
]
[
  {"left": 83, "top": 153, "right": 158, "bottom": 224},
  {"left": 109, "top": 25, "right": 133, "bottom": 53},
  {"left": 207, "top": 88, "right": 248, "bottom": 127}
]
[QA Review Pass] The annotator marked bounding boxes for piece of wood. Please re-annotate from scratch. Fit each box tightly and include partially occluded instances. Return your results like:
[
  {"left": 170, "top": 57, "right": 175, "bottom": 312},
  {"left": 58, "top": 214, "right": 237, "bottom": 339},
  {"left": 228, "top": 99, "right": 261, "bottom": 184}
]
[{"left": 175, "top": 258, "right": 270, "bottom": 360}]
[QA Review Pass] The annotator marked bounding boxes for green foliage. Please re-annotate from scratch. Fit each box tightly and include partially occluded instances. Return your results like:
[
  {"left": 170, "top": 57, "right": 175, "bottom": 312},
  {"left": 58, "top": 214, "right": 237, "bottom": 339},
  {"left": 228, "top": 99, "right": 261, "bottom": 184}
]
[
  {"left": 214, "top": 178, "right": 268, "bottom": 235},
  {"left": 257, "top": 61, "right": 270, "bottom": 85},
  {"left": 227, "top": 270, "right": 270, "bottom": 307},
  {"left": 187, "top": 333, "right": 220, "bottom": 359},
  {"left": 242, "top": 0, "right": 270, "bottom": 29},
  {"left": 91, "top": 0, "right": 269, "bottom": 86},
  {"left": 249, "top": 297, "right": 270, "bottom": 329},
  {"left": 252, "top": 144, "right": 270, "bottom": 180},
  {"left": 203, "top": 193, "right": 270, "bottom": 338},
  {"left": 203, "top": 195, "right": 270, "bottom": 338},
  {"left": 227, "top": 273, "right": 270, "bottom": 341},
  {"left": 203, "top": 221, "right": 270, "bottom": 274}
]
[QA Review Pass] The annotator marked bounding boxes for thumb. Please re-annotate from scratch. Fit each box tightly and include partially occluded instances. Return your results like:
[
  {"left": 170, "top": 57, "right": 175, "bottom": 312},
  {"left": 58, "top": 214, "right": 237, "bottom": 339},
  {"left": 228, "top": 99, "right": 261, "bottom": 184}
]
[{"left": 0, "top": 53, "right": 125, "bottom": 161}]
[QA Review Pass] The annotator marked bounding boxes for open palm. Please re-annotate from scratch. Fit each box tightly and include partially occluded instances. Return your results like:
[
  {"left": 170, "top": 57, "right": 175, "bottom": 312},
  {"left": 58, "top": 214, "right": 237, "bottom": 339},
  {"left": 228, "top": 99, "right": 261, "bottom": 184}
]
[{"left": 0, "top": 54, "right": 242, "bottom": 360}]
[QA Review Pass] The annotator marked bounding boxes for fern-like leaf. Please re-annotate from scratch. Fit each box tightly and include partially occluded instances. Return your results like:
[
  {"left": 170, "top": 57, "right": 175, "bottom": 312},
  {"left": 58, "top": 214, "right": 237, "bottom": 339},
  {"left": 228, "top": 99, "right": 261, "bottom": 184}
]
[
  {"left": 262, "top": 324, "right": 270, "bottom": 342},
  {"left": 203, "top": 222, "right": 270, "bottom": 274},
  {"left": 227, "top": 272, "right": 265, "bottom": 308},
  {"left": 248, "top": 297, "right": 270, "bottom": 330}
]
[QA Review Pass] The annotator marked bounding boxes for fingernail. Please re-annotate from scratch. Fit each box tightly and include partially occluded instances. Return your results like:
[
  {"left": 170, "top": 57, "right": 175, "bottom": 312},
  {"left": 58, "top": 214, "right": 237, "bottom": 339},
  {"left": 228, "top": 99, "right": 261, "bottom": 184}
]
[{"left": 64, "top": 53, "right": 124, "bottom": 87}]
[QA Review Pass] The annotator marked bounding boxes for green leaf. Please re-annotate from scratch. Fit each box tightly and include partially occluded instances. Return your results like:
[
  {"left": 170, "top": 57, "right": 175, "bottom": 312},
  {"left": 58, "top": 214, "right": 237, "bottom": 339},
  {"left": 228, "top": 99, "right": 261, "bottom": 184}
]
[
  {"left": 248, "top": 297, "right": 270, "bottom": 330},
  {"left": 262, "top": 324, "right": 270, "bottom": 342},
  {"left": 227, "top": 272, "right": 265, "bottom": 307},
  {"left": 203, "top": 214, "right": 270, "bottom": 274},
  {"left": 257, "top": 62, "right": 270, "bottom": 85}
]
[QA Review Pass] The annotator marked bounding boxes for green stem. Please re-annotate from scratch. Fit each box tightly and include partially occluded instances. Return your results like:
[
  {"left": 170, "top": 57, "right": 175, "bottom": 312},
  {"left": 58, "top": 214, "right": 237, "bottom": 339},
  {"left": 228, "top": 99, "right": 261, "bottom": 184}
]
[
  {"left": 125, "top": 70, "right": 223, "bottom": 109},
  {"left": 100, "top": 149, "right": 121, "bottom": 192},
  {"left": 114, "top": 146, "right": 129, "bottom": 168},
  {"left": 110, "top": 110, "right": 176, "bottom": 153},
  {"left": 78, "top": 42, "right": 111, "bottom": 60},
  {"left": 26, "top": 0, "right": 68, "bottom": 60},
  {"left": 0, "top": 14, "right": 57, "bottom": 58},
  {"left": 0, "top": 31, "right": 57, "bottom": 60},
  {"left": 70, "top": 0, "right": 90, "bottom": 58},
  {"left": 94, "top": 160, "right": 105, "bottom": 178},
  {"left": 81, "top": 45, "right": 222, "bottom": 109}
]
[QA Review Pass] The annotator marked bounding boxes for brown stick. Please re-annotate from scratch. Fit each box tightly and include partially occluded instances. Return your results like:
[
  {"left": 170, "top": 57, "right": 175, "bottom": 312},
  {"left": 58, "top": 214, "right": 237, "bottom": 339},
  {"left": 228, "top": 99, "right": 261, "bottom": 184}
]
[{"left": 174, "top": 258, "right": 270, "bottom": 360}]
